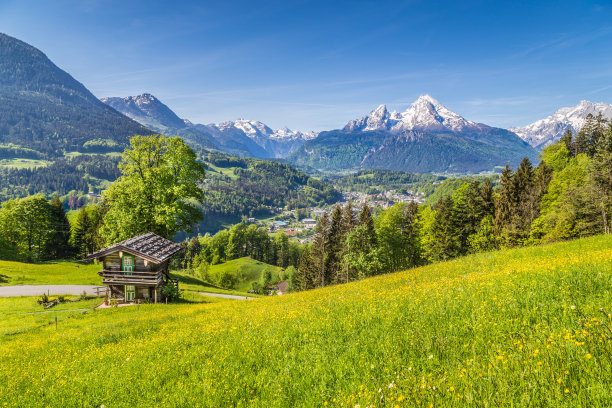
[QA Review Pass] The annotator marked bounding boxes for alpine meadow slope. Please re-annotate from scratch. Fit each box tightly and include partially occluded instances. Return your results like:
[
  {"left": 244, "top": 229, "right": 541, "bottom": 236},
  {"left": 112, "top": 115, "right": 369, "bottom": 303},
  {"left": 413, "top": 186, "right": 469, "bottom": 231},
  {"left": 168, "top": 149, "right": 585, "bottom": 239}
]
[{"left": 0, "top": 235, "right": 610, "bottom": 407}]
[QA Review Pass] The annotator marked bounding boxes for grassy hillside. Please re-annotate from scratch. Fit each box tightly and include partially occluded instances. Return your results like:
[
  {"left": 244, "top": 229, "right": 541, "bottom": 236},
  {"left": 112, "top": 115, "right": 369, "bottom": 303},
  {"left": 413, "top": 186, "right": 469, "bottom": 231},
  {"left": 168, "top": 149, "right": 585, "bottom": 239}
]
[
  {"left": 206, "top": 257, "right": 283, "bottom": 292},
  {"left": 0, "top": 260, "right": 101, "bottom": 286},
  {"left": 0, "top": 235, "right": 610, "bottom": 407}
]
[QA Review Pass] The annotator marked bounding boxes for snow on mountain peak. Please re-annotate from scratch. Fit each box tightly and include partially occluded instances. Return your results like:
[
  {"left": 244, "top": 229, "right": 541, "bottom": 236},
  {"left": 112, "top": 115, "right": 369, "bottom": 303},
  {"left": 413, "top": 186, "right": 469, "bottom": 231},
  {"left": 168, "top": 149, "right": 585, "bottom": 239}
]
[
  {"left": 510, "top": 100, "right": 612, "bottom": 148},
  {"left": 344, "top": 95, "right": 476, "bottom": 134}
]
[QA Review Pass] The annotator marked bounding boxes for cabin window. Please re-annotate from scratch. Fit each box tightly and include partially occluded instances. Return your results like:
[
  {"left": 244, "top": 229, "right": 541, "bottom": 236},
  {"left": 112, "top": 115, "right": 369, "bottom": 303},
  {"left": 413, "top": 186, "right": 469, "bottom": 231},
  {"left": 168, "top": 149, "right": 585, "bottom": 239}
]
[
  {"left": 122, "top": 255, "right": 134, "bottom": 272},
  {"left": 125, "top": 285, "right": 136, "bottom": 301}
]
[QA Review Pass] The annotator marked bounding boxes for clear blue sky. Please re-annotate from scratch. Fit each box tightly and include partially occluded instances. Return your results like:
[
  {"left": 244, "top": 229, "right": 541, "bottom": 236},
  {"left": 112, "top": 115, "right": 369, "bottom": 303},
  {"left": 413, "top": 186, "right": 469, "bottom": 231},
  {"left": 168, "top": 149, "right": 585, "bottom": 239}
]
[{"left": 1, "top": 0, "right": 611, "bottom": 131}]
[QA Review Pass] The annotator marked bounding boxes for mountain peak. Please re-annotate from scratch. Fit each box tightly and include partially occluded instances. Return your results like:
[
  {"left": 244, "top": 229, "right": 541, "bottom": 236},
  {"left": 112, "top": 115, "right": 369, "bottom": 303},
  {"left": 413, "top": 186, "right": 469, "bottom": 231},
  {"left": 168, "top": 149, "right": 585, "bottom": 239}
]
[
  {"left": 415, "top": 94, "right": 440, "bottom": 105},
  {"left": 510, "top": 99, "right": 612, "bottom": 148},
  {"left": 344, "top": 95, "right": 476, "bottom": 134},
  {"left": 102, "top": 93, "right": 186, "bottom": 129}
]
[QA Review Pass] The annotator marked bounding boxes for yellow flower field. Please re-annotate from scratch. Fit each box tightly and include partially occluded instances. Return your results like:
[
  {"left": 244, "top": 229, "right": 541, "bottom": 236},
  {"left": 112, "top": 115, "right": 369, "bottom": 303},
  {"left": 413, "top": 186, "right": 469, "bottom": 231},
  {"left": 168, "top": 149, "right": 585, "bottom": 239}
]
[{"left": 0, "top": 235, "right": 610, "bottom": 407}]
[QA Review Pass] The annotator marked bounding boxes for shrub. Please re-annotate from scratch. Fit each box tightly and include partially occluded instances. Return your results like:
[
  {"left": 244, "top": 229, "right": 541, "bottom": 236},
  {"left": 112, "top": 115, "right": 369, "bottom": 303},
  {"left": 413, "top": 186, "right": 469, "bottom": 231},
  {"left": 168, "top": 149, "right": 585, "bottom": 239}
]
[{"left": 162, "top": 284, "right": 180, "bottom": 302}]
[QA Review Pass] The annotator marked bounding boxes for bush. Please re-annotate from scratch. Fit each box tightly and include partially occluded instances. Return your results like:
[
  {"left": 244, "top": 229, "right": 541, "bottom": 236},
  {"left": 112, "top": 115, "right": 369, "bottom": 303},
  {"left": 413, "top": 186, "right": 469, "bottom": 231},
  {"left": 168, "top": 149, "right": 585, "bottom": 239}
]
[
  {"left": 162, "top": 284, "right": 180, "bottom": 302},
  {"left": 216, "top": 270, "right": 236, "bottom": 289}
]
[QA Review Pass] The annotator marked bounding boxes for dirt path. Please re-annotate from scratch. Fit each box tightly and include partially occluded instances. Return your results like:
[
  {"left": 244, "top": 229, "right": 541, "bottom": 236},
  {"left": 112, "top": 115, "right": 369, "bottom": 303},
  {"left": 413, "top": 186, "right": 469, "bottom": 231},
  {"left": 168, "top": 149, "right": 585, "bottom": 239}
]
[
  {"left": 0, "top": 285, "right": 254, "bottom": 300},
  {"left": 0, "top": 285, "right": 104, "bottom": 297}
]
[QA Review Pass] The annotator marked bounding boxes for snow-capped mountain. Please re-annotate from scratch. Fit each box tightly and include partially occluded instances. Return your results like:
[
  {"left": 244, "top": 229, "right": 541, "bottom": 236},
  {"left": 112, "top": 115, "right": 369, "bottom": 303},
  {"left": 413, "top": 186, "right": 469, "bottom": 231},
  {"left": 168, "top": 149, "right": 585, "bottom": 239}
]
[
  {"left": 510, "top": 100, "right": 612, "bottom": 148},
  {"left": 211, "top": 119, "right": 316, "bottom": 143},
  {"left": 345, "top": 94, "right": 488, "bottom": 135},
  {"left": 290, "top": 95, "right": 538, "bottom": 174},
  {"left": 198, "top": 119, "right": 317, "bottom": 157},
  {"left": 102, "top": 93, "right": 316, "bottom": 158},
  {"left": 101, "top": 93, "right": 187, "bottom": 130}
]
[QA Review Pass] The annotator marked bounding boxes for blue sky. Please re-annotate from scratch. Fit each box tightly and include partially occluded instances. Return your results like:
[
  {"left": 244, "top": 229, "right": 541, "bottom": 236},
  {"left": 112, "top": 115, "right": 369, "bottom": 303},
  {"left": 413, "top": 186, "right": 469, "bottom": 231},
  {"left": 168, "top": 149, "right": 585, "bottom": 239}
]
[{"left": 1, "top": 0, "right": 611, "bottom": 131}]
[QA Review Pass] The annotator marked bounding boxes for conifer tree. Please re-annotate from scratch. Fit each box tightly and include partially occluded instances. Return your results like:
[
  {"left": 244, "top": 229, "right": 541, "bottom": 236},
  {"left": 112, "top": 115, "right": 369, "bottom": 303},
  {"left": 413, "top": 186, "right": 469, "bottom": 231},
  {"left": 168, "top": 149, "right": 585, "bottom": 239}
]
[
  {"left": 494, "top": 165, "right": 514, "bottom": 237},
  {"left": 357, "top": 204, "right": 377, "bottom": 247},
  {"left": 70, "top": 207, "right": 92, "bottom": 258},
  {"left": 509, "top": 158, "right": 535, "bottom": 245},
  {"left": 310, "top": 213, "right": 329, "bottom": 287},
  {"left": 46, "top": 197, "right": 72, "bottom": 259},
  {"left": 342, "top": 201, "right": 356, "bottom": 234},
  {"left": 426, "top": 197, "right": 459, "bottom": 261},
  {"left": 560, "top": 129, "right": 574, "bottom": 156},
  {"left": 588, "top": 124, "right": 612, "bottom": 234},
  {"left": 339, "top": 202, "right": 357, "bottom": 283},
  {"left": 325, "top": 205, "right": 344, "bottom": 284},
  {"left": 296, "top": 246, "right": 315, "bottom": 290},
  {"left": 404, "top": 201, "right": 421, "bottom": 266},
  {"left": 481, "top": 179, "right": 495, "bottom": 217}
]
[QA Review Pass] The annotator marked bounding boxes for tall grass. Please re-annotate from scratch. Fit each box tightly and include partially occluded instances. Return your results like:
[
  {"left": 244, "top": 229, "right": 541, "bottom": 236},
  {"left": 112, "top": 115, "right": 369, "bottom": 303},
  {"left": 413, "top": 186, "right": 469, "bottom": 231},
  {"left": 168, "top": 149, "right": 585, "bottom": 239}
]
[{"left": 0, "top": 235, "right": 610, "bottom": 407}]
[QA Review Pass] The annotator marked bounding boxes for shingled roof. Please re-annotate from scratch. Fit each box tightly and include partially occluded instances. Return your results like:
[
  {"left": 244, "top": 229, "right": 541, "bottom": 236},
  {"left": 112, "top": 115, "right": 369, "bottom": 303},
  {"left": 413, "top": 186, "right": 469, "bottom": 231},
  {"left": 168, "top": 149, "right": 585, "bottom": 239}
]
[{"left": 84, "top": 232, "right": 182, "bottom": 263}]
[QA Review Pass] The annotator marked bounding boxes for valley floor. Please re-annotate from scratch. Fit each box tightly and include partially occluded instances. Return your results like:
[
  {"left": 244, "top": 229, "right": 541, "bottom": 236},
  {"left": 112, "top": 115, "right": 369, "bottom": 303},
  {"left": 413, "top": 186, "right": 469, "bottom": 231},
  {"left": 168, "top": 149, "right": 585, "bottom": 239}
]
[{"left": 0, "top": 235, "right": 610, "bottom": 407}]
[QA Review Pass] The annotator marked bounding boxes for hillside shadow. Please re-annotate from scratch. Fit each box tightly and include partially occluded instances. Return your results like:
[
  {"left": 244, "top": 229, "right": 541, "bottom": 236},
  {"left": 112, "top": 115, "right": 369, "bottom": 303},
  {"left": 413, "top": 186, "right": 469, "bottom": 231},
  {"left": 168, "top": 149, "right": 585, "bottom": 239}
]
[
  {"left": 0, "top": 274, "right": 8, "bottom": 283},
  {"left": 169, "top": 272, "right": 222, "bottom": 289}
]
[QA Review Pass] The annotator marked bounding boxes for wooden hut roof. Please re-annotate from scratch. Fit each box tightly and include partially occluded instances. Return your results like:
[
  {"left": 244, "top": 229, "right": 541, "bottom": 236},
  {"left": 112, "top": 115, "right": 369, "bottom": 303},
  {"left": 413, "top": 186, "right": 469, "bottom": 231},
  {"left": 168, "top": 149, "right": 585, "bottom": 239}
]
[{"left": 84, "top": 232, "right": 182, "bottom": 263}]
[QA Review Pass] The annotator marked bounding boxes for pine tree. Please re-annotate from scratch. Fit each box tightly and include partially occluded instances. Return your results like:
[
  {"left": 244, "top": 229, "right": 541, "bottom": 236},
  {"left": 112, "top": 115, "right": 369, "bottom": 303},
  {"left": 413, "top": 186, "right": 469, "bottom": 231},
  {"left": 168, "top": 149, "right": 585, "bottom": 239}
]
[
  {"left": 357, "top": 204, "right": 377, "bottom": 247},
  {"left": 427, "top": 197, "right": 459, "bottom": 261},
  {"left": 560, "top": 129, "right": 574, "bottom": 156},
  {"left": 310, "top": 213, "right": 329, "bottom": 287},
  {"left": 494, "top": 165, "right": 514, "bottom": 237},
  {"left": 45, "top": 197, "right": 72, "bottom": 259},
  {"left": 510, "top": 158, "right": 535, "bottom": 245},
  {"left": 70, "top": 207, "right": 92, "bottom": 258},
  {"left": 404, "top": 201, "right": 421, "bottom": 266},
  {"left": 325, "top": 205, "right": 344, "bottom": 284},
  {"left": 342, "top": 201, "right": 356, "bottom": 234},
  {"left": 337, "top": 201, "right": 357, "bottom": 283},
  {"left": 296, "top": 246, "right": 315, "bottom": 290},
  {"left": 588, "top": 125, "right": 612, "bottom": 234},
  {"left": 481, "top": 179, "right": 495, "bottom": 217}
]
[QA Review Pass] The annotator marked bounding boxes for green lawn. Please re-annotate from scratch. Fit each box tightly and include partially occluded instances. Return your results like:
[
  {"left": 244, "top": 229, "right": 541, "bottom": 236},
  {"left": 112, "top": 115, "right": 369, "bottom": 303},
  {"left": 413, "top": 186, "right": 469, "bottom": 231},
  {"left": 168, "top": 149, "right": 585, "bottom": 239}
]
[
  {"left": 170, "top": 269, "right": 262, "bottom": 297},
  {"left": 0, "top": 235, "right": 610, "bottom": 407},
  {"left": 205, "top": 163, "right": 241, "bottom": 180},
  {"left": 206, "top": 257, "right": 283, "bottom": 292},
  {"left": 0, "top": 158, "right": 51, "bottom": 169},
  {"left": 0, "top": 295, "right": 104, "bottom": 335},
  {"left": 0, "top": 260, "right": 102, "bottom": 286}
]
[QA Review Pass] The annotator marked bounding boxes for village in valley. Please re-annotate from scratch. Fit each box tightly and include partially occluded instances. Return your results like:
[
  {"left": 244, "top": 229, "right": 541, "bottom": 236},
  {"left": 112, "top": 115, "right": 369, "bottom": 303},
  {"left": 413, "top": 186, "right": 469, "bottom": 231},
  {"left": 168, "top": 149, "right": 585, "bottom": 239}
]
[{"left": 256, "top": 189, "right": 426, "bottom": 242}]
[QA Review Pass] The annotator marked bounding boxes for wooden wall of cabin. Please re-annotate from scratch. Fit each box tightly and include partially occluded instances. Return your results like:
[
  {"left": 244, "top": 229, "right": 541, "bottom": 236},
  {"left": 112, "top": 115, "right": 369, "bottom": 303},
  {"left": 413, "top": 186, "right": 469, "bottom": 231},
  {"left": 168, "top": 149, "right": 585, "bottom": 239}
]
[
  {"left": 103, "top": 253, "right": 121, "bottom": 270},
  {"left": 102, "top": 252, "right": 159, "bottom": 271}
]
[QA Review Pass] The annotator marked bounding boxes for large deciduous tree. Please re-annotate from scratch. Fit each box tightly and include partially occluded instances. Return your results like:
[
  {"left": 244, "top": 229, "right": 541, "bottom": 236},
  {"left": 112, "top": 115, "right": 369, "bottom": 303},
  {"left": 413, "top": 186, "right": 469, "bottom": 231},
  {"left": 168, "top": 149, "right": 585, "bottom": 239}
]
[{"left": 101, "top": 135, "right": 206, "bottom": 243}]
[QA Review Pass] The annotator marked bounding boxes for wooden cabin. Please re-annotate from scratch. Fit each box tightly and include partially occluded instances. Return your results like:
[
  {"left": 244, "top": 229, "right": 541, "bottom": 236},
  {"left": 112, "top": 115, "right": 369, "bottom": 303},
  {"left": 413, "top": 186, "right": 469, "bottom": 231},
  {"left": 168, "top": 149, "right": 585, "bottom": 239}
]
[{"left": 84, "top": 232, "right": 182, "bottom": 303}]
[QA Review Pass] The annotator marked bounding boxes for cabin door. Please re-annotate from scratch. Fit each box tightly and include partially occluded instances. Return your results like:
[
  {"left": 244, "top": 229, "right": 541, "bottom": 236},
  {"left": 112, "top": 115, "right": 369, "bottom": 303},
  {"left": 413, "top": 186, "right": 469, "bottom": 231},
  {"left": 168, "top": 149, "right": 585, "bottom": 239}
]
[{"left": 125, "top": 285, "right": 136, "bottom": 302}]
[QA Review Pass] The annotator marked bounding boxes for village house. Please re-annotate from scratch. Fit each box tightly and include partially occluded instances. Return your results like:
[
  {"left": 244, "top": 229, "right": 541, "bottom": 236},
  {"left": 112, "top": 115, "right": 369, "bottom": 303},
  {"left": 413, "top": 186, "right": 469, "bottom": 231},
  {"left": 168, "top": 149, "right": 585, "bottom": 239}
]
[
  {"left": 302, "top": 218, "right": 317, "bottom": 229},
  {"left": 274, "top": 281, "right": 289, "bottom": 295},
  {"left": 84, "top": 232, "right": 182, "bottom": 303}
]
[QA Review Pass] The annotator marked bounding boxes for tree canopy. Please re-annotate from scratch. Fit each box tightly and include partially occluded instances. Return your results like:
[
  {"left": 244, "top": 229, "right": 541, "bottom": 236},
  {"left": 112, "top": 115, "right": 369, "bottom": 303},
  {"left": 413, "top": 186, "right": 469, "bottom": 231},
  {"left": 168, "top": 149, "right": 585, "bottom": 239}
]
[{"left": 101, "top": 135, "right": 206, "bottom": 243}]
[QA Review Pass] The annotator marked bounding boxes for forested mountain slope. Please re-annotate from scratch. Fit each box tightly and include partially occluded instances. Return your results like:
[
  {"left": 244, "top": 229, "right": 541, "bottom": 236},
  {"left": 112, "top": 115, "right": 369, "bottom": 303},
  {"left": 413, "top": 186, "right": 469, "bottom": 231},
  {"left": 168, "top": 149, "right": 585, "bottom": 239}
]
[{"left": 0, "top": 33, "right": 151, "bottom": 157}]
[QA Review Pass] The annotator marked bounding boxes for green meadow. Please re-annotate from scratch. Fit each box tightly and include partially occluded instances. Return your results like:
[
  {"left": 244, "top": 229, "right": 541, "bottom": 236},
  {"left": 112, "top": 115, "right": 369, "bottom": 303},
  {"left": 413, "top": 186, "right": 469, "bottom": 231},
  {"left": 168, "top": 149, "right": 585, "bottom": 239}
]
[{"left": 0, "top": 235, "right": 610, "bottom": 407}]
